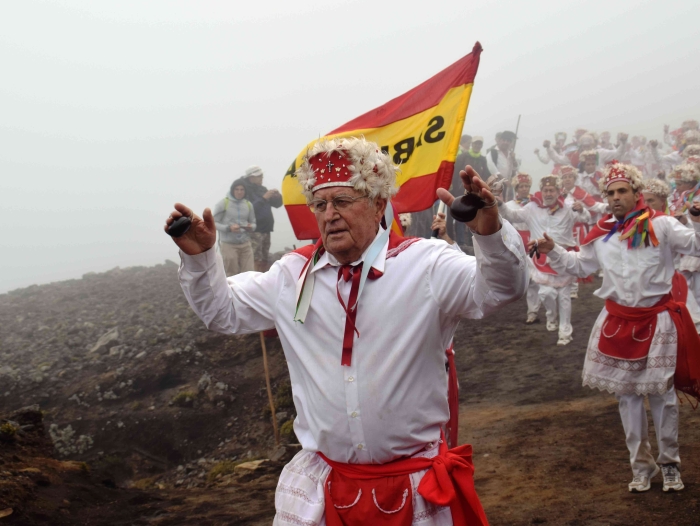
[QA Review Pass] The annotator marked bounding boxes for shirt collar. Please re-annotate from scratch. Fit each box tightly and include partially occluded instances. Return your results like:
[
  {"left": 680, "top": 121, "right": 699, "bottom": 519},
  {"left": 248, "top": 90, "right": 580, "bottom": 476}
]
[{"left": 311, "top": 227, "right": 388, "bottom": 274}]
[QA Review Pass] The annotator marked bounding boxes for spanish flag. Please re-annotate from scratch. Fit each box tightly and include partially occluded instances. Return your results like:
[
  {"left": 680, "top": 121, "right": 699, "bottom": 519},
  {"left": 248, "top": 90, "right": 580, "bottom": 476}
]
[{"left": 283, "top": 42, "right": 483, "bottom": 239}]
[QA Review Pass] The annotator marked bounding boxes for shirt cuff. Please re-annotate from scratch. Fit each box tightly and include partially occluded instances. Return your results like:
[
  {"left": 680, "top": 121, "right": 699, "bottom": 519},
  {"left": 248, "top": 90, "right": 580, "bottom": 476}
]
[
  {"left": 471, "top": 221, "right": 511, "bottom": 256},
  {"left": 547, "top": 244, "right": 567, "bottom": 263},
  {"left": 179, "top": 246, "right": 219, "bottom": 272}
]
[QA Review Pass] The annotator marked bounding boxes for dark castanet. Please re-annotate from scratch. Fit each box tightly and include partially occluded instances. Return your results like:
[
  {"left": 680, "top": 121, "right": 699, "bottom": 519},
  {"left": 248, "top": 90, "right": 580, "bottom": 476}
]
[
  {"left": 166, "top": 216, "right": 192, "bottom": 238},
  {"left": 449, "top": 193, "right": 485, "bottom": 223}
]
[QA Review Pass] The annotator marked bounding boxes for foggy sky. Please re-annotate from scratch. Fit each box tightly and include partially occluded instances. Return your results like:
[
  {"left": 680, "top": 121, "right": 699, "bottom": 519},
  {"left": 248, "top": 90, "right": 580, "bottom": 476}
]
[{"left": 2, "top": 0, "right": 699, "bottom": 293}]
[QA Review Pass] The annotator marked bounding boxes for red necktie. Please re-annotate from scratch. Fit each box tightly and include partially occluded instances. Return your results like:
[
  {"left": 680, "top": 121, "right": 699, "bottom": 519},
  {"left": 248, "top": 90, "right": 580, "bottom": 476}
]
[{"left": 336, "top": 263, "right": 383, "bottom": 366}]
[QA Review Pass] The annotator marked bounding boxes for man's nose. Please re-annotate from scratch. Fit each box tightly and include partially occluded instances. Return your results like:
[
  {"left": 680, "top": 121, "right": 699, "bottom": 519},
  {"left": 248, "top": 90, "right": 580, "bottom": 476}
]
[{"left": 323, "top": 204, "right": 339, "bottom": 221}]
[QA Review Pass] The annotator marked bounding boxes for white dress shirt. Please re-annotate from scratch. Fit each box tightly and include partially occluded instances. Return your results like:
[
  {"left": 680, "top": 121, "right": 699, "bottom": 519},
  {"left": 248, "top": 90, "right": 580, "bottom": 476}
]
[
  {"left": 499, "top": 201, "right": 590, "bottom": 248},
  {"left": 486, "top": 148, "right": 518, "bottom": 179},
  {"left": 547, "top": 215, "right": 700, "bottom": 307},
  {"left": 178, "top": 225, "right": 527, "bottom": 464},
  {"left": 547, "top": 143, "right": 625, "bottom": 168},
  {"left": 504, "top": 199, "right": 529, "bottom": 231}
]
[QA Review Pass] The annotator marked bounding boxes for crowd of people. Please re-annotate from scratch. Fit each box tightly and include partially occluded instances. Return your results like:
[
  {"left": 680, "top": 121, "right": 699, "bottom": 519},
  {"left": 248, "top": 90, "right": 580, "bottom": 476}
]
[
  {"left": 165, "top": 121, "right": 700, "bottom": 523},
  {"left": 425, "top": 120, "right": 700, "bottom": 497}
]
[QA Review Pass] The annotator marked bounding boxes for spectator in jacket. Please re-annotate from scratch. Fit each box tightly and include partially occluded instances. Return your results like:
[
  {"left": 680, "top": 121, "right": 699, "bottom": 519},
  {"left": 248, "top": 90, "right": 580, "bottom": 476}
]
[
  {"left": 241, "top": 166, "right": 283, "bottom": 271},
  {"left": 213, "top": 179, "right": 256, "bottom": 276}
]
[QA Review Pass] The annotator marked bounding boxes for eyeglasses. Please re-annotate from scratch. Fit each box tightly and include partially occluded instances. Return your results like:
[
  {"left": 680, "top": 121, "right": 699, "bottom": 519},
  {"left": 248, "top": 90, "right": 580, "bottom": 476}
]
[{"left": 309, "top": 195, "right": 369, "bottom": 213}]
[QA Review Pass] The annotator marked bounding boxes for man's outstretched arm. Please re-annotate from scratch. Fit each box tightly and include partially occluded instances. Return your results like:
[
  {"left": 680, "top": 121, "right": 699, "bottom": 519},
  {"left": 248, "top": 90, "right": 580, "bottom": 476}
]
[{"left": 165, "top": 203, "right": 277, "bottom": 334}]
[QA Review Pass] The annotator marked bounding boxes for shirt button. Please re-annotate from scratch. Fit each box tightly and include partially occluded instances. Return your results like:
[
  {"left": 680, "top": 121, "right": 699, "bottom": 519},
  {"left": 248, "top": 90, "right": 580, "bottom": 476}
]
[
  {"left": 357, "top": 444, "right": 364, "bottom": 450},
  {"left": 347, "top": 376, "right": 354, "bottom": 382},
  {"left": 351, "top": 411, "right": 358, "bottom": 418}
]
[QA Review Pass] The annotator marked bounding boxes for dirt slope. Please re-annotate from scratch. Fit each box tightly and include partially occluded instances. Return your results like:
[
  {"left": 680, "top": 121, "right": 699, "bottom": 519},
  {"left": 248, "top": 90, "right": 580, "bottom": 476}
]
[{"left": 1, "top": 267, "right": 699, "bottom": 525}]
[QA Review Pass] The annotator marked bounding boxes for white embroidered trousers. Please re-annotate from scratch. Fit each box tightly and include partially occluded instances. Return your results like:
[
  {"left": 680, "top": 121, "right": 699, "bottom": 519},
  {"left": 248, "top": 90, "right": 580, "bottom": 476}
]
[
  {"left": 616, "top": 386, "right": 681, "bottom": 478},
  {"left": 526, "top": 277, "right": 540, "bottom": 316},
  {"left": 539, "top": 283, "right": 573, "bottom": 339}
]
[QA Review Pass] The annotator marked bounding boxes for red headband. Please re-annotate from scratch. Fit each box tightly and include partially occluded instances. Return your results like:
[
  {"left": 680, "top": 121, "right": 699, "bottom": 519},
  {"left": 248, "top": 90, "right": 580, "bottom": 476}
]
[{"left": 308, "top": 150, "right": 354, "bottom": 192}]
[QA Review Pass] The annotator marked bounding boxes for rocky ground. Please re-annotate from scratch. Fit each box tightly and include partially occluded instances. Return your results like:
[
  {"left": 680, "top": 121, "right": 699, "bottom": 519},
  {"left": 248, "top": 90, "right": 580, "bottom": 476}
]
[{"left": 1, "top": 263, "right": 699, "bottom": 525}]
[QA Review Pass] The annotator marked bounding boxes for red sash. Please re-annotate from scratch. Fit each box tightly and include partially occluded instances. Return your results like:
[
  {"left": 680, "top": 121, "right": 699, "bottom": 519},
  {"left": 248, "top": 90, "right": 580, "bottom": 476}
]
[
  {"left": 601, "top": 295, "right": 700, "bottom": 403},
  {"left": 672, "top": 271, "right": 689, "bottom": 303},
  {"left": 534, "top": 246, "right": 575, "bottom": 275},
  {"left": 320, "top": 439, "right": 488, "bottom": 526},
  {"left": 571, "top": 186, "right": 598, "bottom": 208}
]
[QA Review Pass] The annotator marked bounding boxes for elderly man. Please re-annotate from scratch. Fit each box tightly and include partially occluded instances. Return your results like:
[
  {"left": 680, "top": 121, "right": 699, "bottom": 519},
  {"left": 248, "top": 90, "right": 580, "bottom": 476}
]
[
  {"left": 532, "top": 162, "right": 700, "bottom": 493},
  {"left": 498, "top": 174, "right": 590, "bottom": 345},
  {"left": 165, "top": 137, "right": 527, "bottom": 525}
]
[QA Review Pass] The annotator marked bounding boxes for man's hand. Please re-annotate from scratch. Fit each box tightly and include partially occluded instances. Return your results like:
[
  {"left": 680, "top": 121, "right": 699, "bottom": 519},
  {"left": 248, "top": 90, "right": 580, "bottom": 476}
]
[
  {"left": 436, "top": 165, "right": 501, "bottom": 236},
  {"left": 572, "top": 201, "right": 584, "bottom": 212},
  {"left": 649, "top": 140, "right": 659, "bottom": 149},
  {"left": 543, "top": 140, "right": 551, "bottom": 149},
  {"left": 230, "top": 224, "right": 241, "bottom": 232},
  {"left": 431, "top": 212, "right": 453, "bottom": 244},
  {"left": 618, "top": 133, "right": 629, "bottom": 143},
  {"left": 664, "top": 124, "right": 670, "bottom": 134},
  {"left": 263, "top": 189, "right": 280, "bottom": 200},
  {"left": 527, "top": 233, "right": 556, "bottom": 255},
  {"left": 164, "top": 203, "right": 217, "bottom": 255},
  {"left": 674, "top": 211, "right": 688, "bottom": 225},
  {"left": 534, "top": 148, "right": 540, "bottom": 154}
]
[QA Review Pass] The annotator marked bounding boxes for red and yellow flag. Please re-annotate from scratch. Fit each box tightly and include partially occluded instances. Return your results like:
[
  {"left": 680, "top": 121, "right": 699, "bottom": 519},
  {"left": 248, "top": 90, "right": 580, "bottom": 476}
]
[{"left": 282, "top": 42, "right": 482, "bottom": 239}]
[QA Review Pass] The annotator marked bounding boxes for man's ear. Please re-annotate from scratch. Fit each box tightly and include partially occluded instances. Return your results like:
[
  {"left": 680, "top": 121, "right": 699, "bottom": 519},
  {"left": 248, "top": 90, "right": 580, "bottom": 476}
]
[{"left": 375, "top": 197, "right": 388, "bottom": 221}]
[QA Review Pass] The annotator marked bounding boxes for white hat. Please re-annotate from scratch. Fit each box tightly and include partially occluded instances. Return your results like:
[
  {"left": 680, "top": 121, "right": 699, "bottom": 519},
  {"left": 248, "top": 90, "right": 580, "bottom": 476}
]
[{"left": 245, "top": 165, "right": 264, "bottom": 177}]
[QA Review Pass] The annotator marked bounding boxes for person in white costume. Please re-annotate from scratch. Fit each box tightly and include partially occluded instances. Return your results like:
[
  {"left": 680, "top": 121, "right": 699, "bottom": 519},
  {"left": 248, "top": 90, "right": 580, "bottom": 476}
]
[
  {"left": 667, "top": 164, "right": 700, "bottom": 307},
  {"left": 534, "top": 131, "right": 567, "bottom": 169},
  {"left": 546, "top": 133, "right": 626, "bottom": 170},
  {"left": 560, "top": 165, "right": 606, "bottom": 299},
  {"left": 164, "top": 137, "right": 527, "bottom": 525},
  {"left": 497, "top": 174, "right": 590, "bottom": 345},
  {"left": 642, "top": 178, "right": 700, "bottom": 330},
  {"left": 532, "top": 162, "right": 700, "bottom": 494},
  {"left": 655, "top": 130, "right": 700, "bottom": 174},
  {"left": 505, "top": 172, "right": 541, "bottom": 323}
]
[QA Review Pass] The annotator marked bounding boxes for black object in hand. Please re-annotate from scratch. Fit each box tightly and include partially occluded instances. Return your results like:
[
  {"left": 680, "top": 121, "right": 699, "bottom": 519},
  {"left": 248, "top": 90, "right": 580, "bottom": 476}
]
[
  {"left": 166, "top": 216, "right": 192, "bottom": 238},
  {"left": 528, "top": 243, "right": 540, "bottom": 259},
  {"left": 690, "top": 206, "right": 700, "bottom": 217},
  {"left": 450, "top": 193, "right": 485, "bottom": 223}
]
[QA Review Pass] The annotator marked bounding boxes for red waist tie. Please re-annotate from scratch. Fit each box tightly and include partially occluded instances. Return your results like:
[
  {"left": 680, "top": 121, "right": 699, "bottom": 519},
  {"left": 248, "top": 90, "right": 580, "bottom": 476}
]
[
  {"left": 319, "top": 439, "right": 488, "bottom": 526},
  {"left": 603, "top": 294, "right": 700, "bottom": 403}
]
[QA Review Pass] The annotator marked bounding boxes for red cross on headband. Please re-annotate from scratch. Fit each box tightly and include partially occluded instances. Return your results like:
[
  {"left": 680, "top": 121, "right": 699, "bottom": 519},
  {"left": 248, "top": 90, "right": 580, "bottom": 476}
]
[{"left": 308, "top": 150, "right": 355, "bottom": 193}]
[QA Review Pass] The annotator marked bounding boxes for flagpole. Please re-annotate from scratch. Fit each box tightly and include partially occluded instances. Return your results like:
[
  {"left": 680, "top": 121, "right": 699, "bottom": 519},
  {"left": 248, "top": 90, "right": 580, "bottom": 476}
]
[
  {"left": 260, "top": 332, "right": 280, "bottom": 446},
  {"left": 431, "top": 201, "right": 447, "bottom": 239}
]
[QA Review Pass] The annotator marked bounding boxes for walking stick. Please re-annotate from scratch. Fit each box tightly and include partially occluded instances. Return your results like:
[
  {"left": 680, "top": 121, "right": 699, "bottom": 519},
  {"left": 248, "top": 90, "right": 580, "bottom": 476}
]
[{"left": 260, "top": 332, "right": 280, "bottom": 445}]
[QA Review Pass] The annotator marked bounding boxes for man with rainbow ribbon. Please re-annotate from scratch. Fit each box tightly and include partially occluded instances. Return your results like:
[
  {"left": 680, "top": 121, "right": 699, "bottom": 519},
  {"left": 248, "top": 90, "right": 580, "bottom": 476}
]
[{"left": 532, "top": 162, "right": 700, "bottom": 494}]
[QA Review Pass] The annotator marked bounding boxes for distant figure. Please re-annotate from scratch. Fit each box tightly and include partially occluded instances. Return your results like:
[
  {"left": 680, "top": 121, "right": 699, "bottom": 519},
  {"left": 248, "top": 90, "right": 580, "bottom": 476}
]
[
  {"left": 213, "top": 179, "right": 256, "bottom": 276},
  {"left": 240, "top": 166, "right": 283, "bottom": 271},
  {"left": 448, "top": 135, "right": 490, "bottom": 245},
  {"left": 457, "top": 134, "right": 472, "bottom": 156},
  {"left": 486, "top": 130, "right": 519, "bottom": 201}
]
